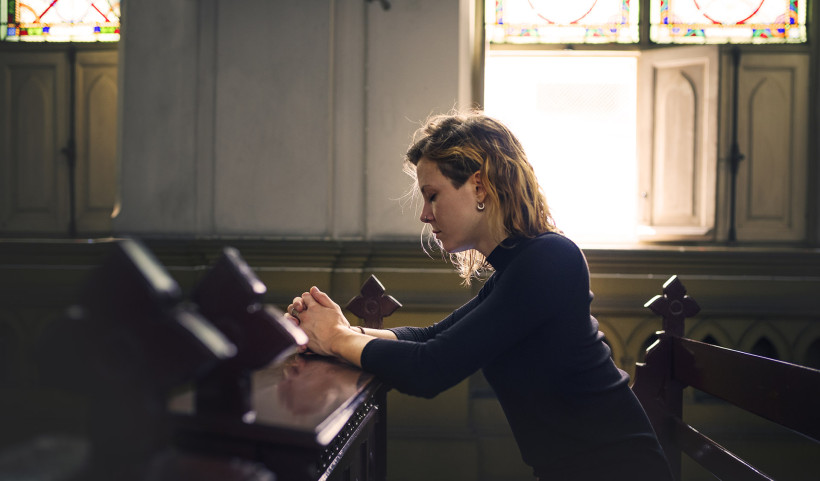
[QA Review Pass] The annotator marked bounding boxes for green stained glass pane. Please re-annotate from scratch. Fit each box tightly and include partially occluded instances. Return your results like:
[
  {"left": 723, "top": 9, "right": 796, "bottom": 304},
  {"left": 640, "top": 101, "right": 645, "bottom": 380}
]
[
  {"left": 2, "top": 0, "right": 120, "bottom": 42},
  {"left": 486, "top": 0, "right": 640, "bottom": 45},
  {"left": 650, "top": 0, "right": 807, "bottom": 44}
]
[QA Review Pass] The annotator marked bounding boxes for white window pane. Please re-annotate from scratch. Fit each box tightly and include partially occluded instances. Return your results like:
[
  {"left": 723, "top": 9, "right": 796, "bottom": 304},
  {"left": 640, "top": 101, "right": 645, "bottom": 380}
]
[{"left": 484, "top": 53, "right": 638, "bottom": 244}]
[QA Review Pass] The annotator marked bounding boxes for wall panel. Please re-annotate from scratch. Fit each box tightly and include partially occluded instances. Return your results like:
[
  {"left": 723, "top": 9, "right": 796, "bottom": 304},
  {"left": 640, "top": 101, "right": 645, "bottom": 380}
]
[
  {"left": 735, "top": 53, "right": 809, "bottom": 241},
  {"left": 0, "top": 53, "right": 67, "bottom": 234},
  {"left": 76, "top": 51, "right": 118, "bottom": 233}
]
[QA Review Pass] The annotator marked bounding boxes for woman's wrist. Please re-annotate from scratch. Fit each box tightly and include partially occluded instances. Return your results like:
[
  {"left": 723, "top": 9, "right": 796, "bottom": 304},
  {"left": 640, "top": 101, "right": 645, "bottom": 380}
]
[
  {"left": 331, "top": 325, "right": 362, "bottom": 354},
  {"left": 329, "top": 325, "right": 371, "bottom": 367}
]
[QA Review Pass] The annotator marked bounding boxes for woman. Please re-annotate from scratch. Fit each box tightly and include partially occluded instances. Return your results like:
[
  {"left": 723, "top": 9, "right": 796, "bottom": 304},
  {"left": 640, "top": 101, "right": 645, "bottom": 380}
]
[{"left": 287, "top": 112, "right": 673, "bottom": 480}]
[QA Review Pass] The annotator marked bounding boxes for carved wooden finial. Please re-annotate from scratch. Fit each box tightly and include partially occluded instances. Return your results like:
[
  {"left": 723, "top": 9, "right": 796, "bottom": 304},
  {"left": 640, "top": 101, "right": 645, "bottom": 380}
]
[
  {"left": 644, "top": 275, "right": 700, "bottom": 337},
  {"left": 345, "top": 275, "right": 402, "bottom": 329}
]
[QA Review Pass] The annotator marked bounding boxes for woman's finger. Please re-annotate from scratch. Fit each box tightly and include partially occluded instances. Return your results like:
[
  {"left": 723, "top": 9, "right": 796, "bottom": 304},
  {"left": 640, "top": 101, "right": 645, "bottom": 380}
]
[
  {"left": 301, "top": 291, "right": 320, "bottom": 309},
  {"left": 284, "top": 306, "right": 300, "bottom": 325},
  {"left": 309, "top": 286, "right": 337, "bottom": 308}
]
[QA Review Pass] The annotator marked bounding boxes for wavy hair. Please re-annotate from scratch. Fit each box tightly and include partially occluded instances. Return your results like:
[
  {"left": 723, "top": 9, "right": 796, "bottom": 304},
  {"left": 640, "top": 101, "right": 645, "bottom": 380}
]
[{"left": 404, "top": 111, "right": 558, "bottom": 285}]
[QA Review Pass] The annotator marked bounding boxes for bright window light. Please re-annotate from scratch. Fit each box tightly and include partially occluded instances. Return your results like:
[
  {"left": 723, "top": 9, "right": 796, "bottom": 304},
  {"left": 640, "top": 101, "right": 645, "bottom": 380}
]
[{"left": 484, "top": 52, "right": 639, "bottom": 245}]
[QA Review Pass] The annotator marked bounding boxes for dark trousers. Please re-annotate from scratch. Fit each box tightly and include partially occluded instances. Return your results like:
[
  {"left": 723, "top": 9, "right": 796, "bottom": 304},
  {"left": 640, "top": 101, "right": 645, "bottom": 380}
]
[{"left": 534, "top": 436, "right": 675, "bottom": 481}]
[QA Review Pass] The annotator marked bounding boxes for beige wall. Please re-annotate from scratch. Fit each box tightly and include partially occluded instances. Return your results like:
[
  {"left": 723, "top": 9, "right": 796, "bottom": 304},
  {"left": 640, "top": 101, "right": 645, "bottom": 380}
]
[{"left": 115, "top": 0, "right": 475, "bottom": 239}]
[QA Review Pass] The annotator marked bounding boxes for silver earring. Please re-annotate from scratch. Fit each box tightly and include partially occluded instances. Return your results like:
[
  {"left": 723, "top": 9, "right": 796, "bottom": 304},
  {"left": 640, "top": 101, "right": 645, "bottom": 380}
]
[{"left": 477, "top": 202, "right": 485, "bottom": 211}]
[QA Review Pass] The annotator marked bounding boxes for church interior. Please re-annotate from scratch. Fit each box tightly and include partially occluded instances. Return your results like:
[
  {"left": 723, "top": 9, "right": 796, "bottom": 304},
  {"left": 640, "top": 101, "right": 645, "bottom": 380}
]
[{"left": 1, "top": 1, "right": 819, "bottom": 480}]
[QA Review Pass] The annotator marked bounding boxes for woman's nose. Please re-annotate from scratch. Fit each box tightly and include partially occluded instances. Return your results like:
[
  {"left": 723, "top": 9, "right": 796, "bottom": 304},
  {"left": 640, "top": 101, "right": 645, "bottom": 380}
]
[{"left": 420, "top": 211, "right": 432, "bottom": 223}]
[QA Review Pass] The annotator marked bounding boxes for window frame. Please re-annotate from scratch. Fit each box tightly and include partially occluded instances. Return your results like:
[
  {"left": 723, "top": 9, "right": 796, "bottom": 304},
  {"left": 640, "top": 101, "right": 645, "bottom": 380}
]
[{"left": 477, "top": 0, "right": 817, "bottom": 246}]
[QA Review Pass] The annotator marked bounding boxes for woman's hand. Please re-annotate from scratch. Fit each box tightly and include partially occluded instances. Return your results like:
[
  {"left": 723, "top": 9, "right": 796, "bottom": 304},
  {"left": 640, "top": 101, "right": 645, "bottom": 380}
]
[{"left": 288, "top": 286, "right": 352, "bottom": 357}]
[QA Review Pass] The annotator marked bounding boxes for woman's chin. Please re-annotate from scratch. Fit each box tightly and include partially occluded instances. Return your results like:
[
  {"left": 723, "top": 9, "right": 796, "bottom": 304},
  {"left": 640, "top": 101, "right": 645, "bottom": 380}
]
[
  {"left": 433, "top": 236, "right": 466, "bottom": 254},
  {"left": 442, "top": 243, "right": 468, "bottom": 254}
]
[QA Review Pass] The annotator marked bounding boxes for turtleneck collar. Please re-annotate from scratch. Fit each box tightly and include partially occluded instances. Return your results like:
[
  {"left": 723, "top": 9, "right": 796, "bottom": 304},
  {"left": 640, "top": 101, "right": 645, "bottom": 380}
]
[
  {"left": 486, "top": 235, "right": 528, "bottom": 274},
  {"left": 486, "top": 232, "right": 558, "bottom": 274}
]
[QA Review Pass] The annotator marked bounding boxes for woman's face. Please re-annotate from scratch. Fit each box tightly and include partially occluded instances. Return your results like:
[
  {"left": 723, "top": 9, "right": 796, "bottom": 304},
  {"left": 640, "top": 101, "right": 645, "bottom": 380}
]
[{"left": 416, "top": 158, "right": 494, "bottom": 256}]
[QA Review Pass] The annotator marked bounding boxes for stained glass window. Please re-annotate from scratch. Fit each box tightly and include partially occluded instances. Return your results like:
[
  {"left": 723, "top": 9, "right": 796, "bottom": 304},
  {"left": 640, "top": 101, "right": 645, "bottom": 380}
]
[
  {"left": 486, "top": 0, "right": 640, "bottom": 44},
  {"left": 2, "top": 0, "right": 120, "bottom": 42},
  {"left": 650, "top": 0, "right": 807, "bottom": 44}
]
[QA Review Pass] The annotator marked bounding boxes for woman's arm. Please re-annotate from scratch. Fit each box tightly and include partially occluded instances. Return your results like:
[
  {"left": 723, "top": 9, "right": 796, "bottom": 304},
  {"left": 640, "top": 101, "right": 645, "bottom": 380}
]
[{"left": 360, "top": 235, "right": 590, "bottom": 398}]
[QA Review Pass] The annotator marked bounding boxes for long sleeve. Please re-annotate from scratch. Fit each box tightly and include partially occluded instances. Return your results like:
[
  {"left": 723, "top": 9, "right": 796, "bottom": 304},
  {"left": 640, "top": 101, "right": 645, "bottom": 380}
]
[
  {"left": 360, "top": 234, "right": 612, "bottom": 398},
  {"left": 387, "top": 293, "right": 484, "bottom": 342}
]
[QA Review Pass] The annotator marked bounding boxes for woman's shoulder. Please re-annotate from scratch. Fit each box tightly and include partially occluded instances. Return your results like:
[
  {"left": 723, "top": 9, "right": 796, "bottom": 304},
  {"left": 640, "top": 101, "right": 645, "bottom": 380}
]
[
  {"left": 526, "top": 231, "right": 583, "bottom": 255},
  {"left": 512, "top": 232, "right": 588, "bottom": 272},
  {"left": 488, "top": 231, "right": 585, "bottom": 275}
]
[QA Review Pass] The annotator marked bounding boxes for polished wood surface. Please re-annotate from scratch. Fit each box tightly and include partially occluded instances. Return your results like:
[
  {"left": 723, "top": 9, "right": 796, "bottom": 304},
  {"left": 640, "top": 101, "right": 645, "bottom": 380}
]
[
  {"left": 171, "top": 355, "right": 376, "bottom": 443},
  {"left": 171, "top": 354, "right": 386, "bottom": 481}
]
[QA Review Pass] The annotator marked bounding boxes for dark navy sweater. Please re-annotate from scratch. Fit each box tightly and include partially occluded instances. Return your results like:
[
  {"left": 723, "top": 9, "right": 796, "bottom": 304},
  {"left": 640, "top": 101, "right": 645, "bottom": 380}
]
[{"left": 361, "top": 233, "right": 672, "bottom": 479}]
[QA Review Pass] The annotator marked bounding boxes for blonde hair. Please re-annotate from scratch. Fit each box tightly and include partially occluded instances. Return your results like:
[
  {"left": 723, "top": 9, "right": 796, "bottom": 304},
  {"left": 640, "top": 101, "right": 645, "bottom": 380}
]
[{"left": 404, "top": 111, "right": 558, "bottom": 285}]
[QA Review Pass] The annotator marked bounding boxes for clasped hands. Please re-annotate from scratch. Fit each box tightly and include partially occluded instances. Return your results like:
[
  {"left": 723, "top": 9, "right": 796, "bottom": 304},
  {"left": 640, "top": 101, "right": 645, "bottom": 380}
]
[{"left": 286, "top": 286, "right": 352, "bottom": 357}]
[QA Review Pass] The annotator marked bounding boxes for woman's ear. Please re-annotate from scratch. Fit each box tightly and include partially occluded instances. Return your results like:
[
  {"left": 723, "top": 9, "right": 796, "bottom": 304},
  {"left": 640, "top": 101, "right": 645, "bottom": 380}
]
[{"left": 472, "top": 171, "right": 487, "bottom": 203}]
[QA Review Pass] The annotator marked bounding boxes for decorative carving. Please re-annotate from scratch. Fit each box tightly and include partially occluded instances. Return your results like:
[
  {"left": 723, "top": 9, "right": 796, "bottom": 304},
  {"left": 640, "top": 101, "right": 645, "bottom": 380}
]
[
  {"left": 345, "top": 275, "right": 402, "bottom": 329},
  {"left": 643, "top": 275, "right": 700, "bottom": 337}
]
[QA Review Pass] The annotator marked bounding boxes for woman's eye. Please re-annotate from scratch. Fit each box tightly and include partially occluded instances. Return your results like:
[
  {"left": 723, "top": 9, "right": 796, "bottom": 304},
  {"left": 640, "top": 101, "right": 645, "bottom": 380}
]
[{"left": 429, "top": 194, "right": 436, "bottom": 202}]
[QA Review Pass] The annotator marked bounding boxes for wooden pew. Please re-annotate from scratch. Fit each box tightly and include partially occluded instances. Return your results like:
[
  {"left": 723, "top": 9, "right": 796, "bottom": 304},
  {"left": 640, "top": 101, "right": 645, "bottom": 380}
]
[
  {"left": 632, "top": 276, "right": 820, "bottom": 481},
  {"left": 172, "top": 269, "right": 398, "bottom": 481},
  {"left": 27, "top": 238, "right": 276, "bottom": 481},
  {"left": 7, "top": 240, "right": 395, "bottom": 481}
]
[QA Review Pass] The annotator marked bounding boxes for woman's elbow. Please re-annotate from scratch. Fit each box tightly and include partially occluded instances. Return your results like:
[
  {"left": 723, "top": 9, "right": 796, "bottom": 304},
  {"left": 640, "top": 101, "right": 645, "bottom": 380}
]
[{"left": 394, "top": 378, "right": 451, "bottom": 399}]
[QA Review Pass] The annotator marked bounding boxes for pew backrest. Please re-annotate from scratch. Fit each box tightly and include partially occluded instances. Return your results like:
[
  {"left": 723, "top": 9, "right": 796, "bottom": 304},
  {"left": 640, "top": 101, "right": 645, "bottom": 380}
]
[{"left": 631, "top": 276, "right": 820, "bottom": 480}]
